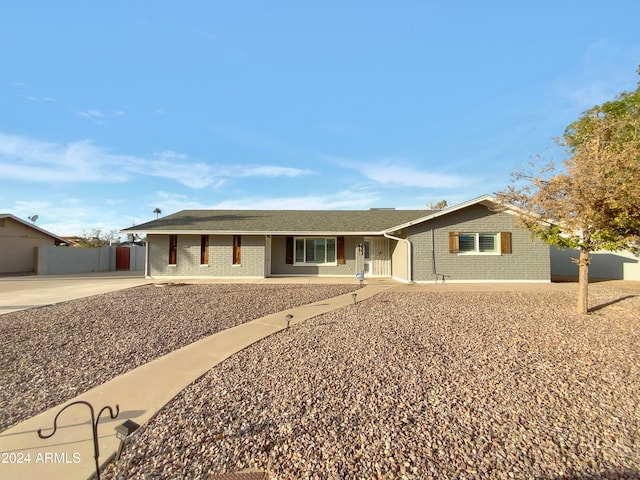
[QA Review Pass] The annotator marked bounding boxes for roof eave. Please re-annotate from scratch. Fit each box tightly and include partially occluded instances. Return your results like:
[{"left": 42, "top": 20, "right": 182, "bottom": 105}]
[
  {"left": 122, "top": 229, "right": 385, "bottom": 236},
  {"left": 384, "top": 194, "right": 500, "bottom": 232}
]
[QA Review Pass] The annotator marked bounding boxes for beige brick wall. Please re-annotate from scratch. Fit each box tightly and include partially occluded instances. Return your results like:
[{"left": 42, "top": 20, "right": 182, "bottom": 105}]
[{"left": 148, "top": 234, "right": 265, "bottom": 277}]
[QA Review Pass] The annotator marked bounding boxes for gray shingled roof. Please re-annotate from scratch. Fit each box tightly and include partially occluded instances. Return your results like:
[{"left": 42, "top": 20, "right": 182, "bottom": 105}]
[{"left": 123, "top": 209, "right": 435, "bottom": 234}]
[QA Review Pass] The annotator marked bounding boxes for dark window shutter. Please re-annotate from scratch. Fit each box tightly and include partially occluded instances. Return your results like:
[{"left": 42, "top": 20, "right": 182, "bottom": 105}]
[
  {"left": 501, "top": 232, "right": 512, "bottom": 254},
  {"left": 285, "top": 236, "right": 294, "bottom": 264},
  {"left": 448, "top": 232, "right": 459, "bottom": 254},
  {"left": 233, "top": 235, "right": 241, "bottom": 264},
  {"left": 201, "top": 235, "right": 209, "bottom": 265},
  {"left": 337, "top": 236, "right": 345, "bottom": 264},
  {"left": 169, "top": 234, "right": 178, "bottom": 264}
]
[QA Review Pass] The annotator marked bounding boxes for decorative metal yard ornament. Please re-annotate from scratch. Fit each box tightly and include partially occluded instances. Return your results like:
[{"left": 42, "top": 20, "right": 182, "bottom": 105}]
[
  {"left": 37, "top": 400, "right": 120, "bottom": 480},
  {"left": 356, "top": 272, "right": 364, "bottom": 288},
  {"left": 285, "top": 314, "right": 293, "bottom": 328}
]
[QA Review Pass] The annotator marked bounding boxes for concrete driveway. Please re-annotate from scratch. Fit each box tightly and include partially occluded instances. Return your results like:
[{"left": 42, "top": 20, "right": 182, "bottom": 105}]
[
  {"left": 0, "top": 273, "right": 368, "bottom": 316},
  {"left": 0, "top": 271, "right": 152, "bottom": 315}
]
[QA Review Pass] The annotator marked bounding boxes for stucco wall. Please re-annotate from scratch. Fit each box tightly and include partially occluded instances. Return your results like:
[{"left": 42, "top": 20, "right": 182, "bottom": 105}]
[
  {"left": 390, "top": 239, "right": 408, "bottom": 281},
  {"left": 270, "top": 235, "right": 361, "bottom": 276},
  {"left": 36, "top": 246, "right": 114, "bottom": 274},
  {"left": 130, "top": 246, "right": 146, "bottom": 271},
  {"left": 0, "top": 218, "right": 57, "bottom": 273},
  {"left": 408, "top": 205, "right": 550, "bottom": 282},
  {"left": 551, "top": 247, "right": 640, "bottom": 281},
  {"left": 34, "top": 245, "right": 145, "bottom": 274},
  {"left": 147, "top": 234, "right": 265, "bottom": 277}
]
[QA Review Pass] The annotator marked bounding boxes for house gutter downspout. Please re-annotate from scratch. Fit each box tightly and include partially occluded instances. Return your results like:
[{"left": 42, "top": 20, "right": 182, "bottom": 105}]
[
  {"left": 383, "top": 231, "right": 412, "bottom": 283},
  {"left": 145, "top": 239, "right": 151, "bottom": 278}
]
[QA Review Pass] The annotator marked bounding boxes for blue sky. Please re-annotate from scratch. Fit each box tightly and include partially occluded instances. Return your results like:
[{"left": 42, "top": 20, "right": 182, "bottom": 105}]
[{"left": 1, "top": 1, "right": 639, "bottom": 237}]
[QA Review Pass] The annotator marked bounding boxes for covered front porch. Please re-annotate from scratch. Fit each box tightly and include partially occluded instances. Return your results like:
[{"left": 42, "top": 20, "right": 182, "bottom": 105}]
[{"left": 268, "top": 235, "right": 408, "bottom": 281}]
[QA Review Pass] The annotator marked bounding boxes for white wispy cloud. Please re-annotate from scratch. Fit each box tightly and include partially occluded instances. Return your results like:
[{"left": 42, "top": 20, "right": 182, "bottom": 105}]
[
  {"left": 13, "top": 200, "right": 50, "bottom": 212},
  {"left": 330, "top": 155, "right": 468, "bottom": 189},
  {"left": 364, "top": 162, "right": 464, "bottom": 188},
  {"left": 0, "top": 131, "right": 314, "bottom": 189},
  {"left": 145, "top": 189, "right": 380, "bottom": 215},
  {"left": 237, "top": 165, "right": 313, "bottom": 177},
  {"left": 124, "top": 151, "right": 226, "bottom": 189},
  {"left": 148, "top": 191, "right": 212, "bottom": 212},
  {"left": 0, "top": 134, "right": 128, "bottom": 182},
  {"left": 5, "top": 198, "right": 125, "bottom": 236},
  {"left": 13, "top": 82, "right": 59, "bottom": 103},
  {"left": 74, "top": 110, "right": 104, "bottom": 123},
  {"left": 555, "top": 38, "right": 640, "bottom": 113},
  {"left": 209, "top": 189, "right": 380, "bottom": 210}
]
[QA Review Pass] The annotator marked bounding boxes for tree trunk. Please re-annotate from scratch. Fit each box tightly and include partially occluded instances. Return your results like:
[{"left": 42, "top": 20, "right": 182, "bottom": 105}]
[{"left": 576, "top": 246, "right": 590, "bottom": 314}]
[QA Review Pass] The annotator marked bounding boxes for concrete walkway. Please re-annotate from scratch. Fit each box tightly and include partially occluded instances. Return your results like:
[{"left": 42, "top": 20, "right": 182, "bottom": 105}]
[{"left": 0, "top": 280, "right": 396, "bottom": 480}]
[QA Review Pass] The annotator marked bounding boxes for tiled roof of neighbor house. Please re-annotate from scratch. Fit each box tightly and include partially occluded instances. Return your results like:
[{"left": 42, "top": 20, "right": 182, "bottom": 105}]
[{"left": 123, "top": 209, "right": 436, "bottom": 234}]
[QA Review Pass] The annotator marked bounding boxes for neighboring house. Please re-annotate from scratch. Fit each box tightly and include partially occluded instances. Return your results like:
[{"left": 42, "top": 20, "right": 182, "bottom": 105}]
[
  {"left": 59, "top": 235, "right": 83, "bottom": 246},
  {"left": 122, "top": 195, "right": 551, "bottom": 283},
  {"left": 0, "top": 214, "right": 67, "bottom": 274}
]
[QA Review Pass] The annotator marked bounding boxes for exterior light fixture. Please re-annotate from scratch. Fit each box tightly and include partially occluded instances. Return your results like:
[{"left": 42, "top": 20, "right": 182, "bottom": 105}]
[
  {"left": 352, "top": 293, "right": 357, "bottom": 304},
  {"left": 115, "top": 419, "right": 140, "bottom": 460},
  {"left": 285, "top": 314, "right": 293, "bottom": 328}
]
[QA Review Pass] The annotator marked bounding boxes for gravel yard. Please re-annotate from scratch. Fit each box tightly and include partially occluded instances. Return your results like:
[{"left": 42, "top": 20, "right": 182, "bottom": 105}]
[
  {"left": 102, "top": 284, "right": 640, "bottom": 480},
  {"left": 2, "top": 282, "right": 639, "bottom": 479},
  {"left": 0, "top": 283, "right": 358, "bottom": 431}
]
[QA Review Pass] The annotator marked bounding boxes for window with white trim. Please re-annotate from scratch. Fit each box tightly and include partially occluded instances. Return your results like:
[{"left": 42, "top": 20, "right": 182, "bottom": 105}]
[
  {"left": 459, "top": 233, "right": 498, "bottom": 253},
  {"left": 294, "top": 237, "right": 337, "bottom": 264},
  {"left": 449, "top": 232, "right": 512, "bottom": 255}
]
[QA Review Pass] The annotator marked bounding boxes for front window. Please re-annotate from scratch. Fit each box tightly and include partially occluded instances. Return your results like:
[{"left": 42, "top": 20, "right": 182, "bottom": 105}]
[
  {"left": 294, "top": 237, "right": 337, "bottom": 265},
  {"left": 478, "top": 234, "right": 497, "bottom": 253},
  {"left": 459, "top": 234, "right": 476, "bottom": 253},
  {"left": 459, "top": 233, "right": 499, "bottom": 254}
]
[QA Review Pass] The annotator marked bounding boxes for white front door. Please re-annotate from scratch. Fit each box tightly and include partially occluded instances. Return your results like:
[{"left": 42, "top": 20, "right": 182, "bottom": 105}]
[{"left": 364, "top": 237, "right": 390, "bottom": 276}]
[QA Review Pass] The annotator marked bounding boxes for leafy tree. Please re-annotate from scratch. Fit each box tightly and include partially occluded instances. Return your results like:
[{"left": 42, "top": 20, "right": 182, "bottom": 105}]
[
  {"left": 153, "top": 208, "right": 162, "bottom": 219},
  {"left": 427, "top": 200, "right": 448, "bottom": 209},
  {"left": 497, "top": 73, "right": 640, "bottom": 314}
]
